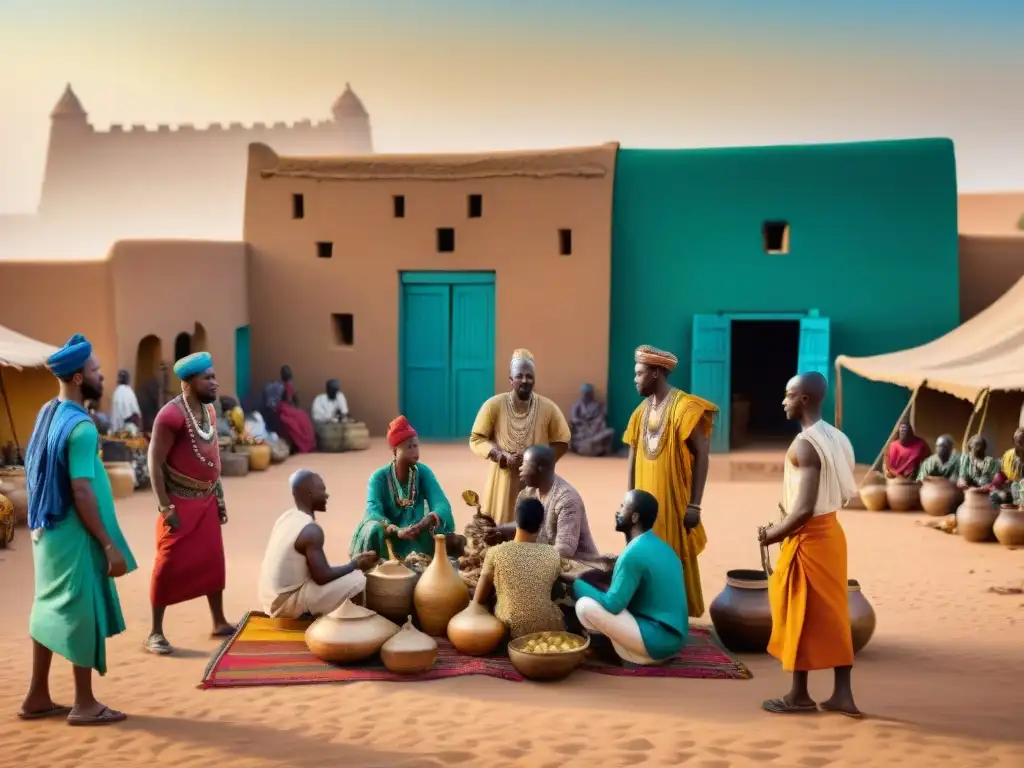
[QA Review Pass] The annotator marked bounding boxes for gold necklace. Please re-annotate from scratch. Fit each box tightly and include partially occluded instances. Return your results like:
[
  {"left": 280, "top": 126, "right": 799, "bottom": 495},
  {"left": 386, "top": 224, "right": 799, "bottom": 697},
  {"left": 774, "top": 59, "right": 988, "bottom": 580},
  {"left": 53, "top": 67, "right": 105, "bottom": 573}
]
[
  {"left": 502, "top": 392, "right": 538, "bottom": 453},
  {"left": 641, "top": 389, "right": 679, "bottom": 460}
]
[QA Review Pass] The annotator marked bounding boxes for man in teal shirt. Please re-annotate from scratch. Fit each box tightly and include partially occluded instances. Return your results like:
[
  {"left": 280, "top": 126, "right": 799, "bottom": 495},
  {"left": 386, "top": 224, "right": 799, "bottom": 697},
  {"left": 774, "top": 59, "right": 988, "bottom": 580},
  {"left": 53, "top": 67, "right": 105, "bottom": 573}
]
[{"left": 571, "top": 489, "right": 688, "bottom": 664}]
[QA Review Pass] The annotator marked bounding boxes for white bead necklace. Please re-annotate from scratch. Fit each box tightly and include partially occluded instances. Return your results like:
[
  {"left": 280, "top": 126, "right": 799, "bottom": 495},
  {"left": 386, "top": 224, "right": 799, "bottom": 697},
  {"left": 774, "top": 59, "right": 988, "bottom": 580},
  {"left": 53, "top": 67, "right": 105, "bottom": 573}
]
[{"left": 178, "top": 394, "right": 217, "bottom": 468}]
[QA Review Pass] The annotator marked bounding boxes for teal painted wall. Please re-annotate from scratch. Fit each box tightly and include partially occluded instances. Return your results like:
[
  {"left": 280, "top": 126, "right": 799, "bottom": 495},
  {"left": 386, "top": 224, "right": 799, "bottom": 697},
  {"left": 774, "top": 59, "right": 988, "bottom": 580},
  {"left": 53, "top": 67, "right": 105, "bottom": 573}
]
[{"left": 608, "top": 138, "right": 959, "bottom": 460}]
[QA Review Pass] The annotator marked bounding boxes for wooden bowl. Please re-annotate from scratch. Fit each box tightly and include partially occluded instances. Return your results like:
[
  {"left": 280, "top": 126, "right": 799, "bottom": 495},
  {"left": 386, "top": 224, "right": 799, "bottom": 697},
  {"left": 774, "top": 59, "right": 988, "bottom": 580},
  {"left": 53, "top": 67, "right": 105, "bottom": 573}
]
[{"left": 507, "top": 631, "right": 590, "bottom": 681}]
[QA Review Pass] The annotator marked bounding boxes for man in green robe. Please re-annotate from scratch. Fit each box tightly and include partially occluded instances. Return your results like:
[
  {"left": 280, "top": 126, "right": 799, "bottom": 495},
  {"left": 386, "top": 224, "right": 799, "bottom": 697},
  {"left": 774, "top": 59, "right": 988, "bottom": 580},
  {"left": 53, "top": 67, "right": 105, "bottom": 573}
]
[
  {"left": 916, "top": 434, "right": 960, "bottom": 482},
  {"left": 20, "top": 335, "right": 137, "bottom": 726},
  {"left": 957, "top": 435, "right": 1000, "bottom": 490}
]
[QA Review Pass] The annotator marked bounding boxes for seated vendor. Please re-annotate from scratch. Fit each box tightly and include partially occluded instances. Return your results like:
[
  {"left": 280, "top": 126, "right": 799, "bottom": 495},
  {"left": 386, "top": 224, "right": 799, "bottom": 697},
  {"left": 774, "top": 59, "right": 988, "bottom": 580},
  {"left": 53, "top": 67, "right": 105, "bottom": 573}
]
[
  {"left": 349, "top": 415, "right": 458, "bottom": 560},
  {"left": 311, "top": 379, "right": 352, "bottom": 424},
  {"left": 916, "top": 434, "right": 960, "bottom": 482},
  {"left": 110, "top": 369, "right": 142, "bottom": 433},
  {"left": 263, "top": 366, "right": 316, "bottom": 453},
  {"left": 957, "top": 435, "right": 1000, "bottom": 491},
  {"left": 473, "top": 497, "right": 565, "bottom": 639},
  {"left": 569, "top": 489, "right": 688, "bottom": 665},
  {"left": 884, "top": 420, "right": 930, "bottom": 479},
  {"left": 991, "top": 427, "right": 1024, "bottom": 505},
  {"left": 570, "top": 384, "right": 616, "bottom": 457},
  {"left": 258, "top": 470, "right": 378, "bottom": 618},
  {"left": 485, "top": 444, "right": 600, "bottom": 566}
]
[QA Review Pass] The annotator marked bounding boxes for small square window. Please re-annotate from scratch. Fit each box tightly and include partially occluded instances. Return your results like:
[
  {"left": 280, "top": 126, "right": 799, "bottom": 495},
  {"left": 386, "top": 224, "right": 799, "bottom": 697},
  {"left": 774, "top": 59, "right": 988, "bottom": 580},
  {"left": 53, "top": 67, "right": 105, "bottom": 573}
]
[
  {"left": 316, "top": 241, "right": 333, "bottom": 259},
  {"left": 468, "top": 194, "right": 482, "bottom": 218},
  {"left": 331, "top": 313, "right": 354, "bottom": 346},
  {"left": 437, "top": 228, "right": 455, "bottom": 253},
  {"left": 292, "top": 193, "right": 305, "bottom": 219},
  {"left": 558, "top": 229, "right": 572, "bottom": 256},
  {"left": 393, "top": 195, "right": 405, "bottom": 218},
  {"left": 762, "top": 221, "right": 790, "bottom": 254}
]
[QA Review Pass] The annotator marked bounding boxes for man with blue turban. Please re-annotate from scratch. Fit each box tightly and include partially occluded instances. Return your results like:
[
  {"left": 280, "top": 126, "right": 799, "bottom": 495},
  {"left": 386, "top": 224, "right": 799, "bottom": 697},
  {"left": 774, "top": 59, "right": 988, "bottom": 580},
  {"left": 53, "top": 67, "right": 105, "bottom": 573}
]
[
  {"left": 21, "top": 334, "right": 136, "bottom": 726},
  {"left": 145, "top": 351, "right": 234, "bottom": 655}
]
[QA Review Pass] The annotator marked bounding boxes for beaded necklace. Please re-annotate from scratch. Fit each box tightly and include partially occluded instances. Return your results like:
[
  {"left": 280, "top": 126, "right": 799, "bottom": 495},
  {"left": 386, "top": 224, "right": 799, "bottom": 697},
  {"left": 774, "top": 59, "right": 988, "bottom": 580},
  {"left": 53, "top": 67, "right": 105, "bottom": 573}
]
[
  {"left": 388, "top": 462, "right": 418, "bottom": 508},
  {"left": 641, "top": 388, "right": 680, "bottom": 460},
  {"left": 177, "top": 395, "right": 217, "bottom": 468},
  {"left": 501, "top": 392, "right": 538, "bottom": 453}
]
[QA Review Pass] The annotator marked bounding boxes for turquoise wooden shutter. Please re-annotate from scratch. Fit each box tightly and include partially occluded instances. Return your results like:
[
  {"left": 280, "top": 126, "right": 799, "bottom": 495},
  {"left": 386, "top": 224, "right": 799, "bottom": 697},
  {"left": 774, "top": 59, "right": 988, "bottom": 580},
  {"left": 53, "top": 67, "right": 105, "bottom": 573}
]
[
  {"left": 400, "top": 284, "right": 452, "bottom": 438},
  {"left": 450, "top": 282, "right": 495, "bottom": 438},
  {"left": 690, "top": 314, "right": 731, "bottom": 454},
  {"left": 234, "top": 325, "right": 251, "bottom": 400},
  {"left": 797, "top": 316, "right": 831, "bottom": 381}
]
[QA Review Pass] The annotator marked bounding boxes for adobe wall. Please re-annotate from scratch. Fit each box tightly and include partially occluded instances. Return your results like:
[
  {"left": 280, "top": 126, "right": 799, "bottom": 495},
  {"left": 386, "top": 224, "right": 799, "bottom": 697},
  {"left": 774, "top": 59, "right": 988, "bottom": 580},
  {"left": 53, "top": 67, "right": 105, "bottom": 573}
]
[
  {"left": 958, "top": 235, "right": 1024, "bottom": 321},
  {"left": 958, "top": 193, "right": 1024, "bottom": 236}
]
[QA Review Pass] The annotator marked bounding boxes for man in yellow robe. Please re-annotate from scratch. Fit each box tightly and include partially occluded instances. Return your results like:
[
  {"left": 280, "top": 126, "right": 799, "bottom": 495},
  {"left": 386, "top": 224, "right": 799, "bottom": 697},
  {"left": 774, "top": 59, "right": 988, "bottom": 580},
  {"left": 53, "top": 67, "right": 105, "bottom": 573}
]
[
  {"left": 625, "top": 345, "right": 716, "bottom": 618},
  {"left": 758, "top": 372, "right": 860, "bottom": 717},
  {"left": 470, "top": 349, "right": 571, "bottom": 525}
]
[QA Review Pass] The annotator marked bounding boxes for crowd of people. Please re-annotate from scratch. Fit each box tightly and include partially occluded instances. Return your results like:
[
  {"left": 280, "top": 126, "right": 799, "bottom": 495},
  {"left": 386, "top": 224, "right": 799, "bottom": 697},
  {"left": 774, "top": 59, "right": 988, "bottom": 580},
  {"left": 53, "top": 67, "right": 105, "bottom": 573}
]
[{"left": 18, "top": 334, "right": 867, "bottom": 726}]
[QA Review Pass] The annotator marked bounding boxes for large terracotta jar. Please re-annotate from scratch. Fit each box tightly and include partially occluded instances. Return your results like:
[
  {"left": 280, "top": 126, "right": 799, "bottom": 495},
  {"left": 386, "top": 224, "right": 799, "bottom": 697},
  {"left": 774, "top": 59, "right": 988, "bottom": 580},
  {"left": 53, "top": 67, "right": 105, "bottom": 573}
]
[
  {"left": 919, "top": 477, "right": 962, "bottom": 517},
  {"left": 993, "top": 504, "right": 1024, "bottom": 547},
  {"left": 858, "top": 472, "right": 888, "bottom": 512},
  {"left": 847, "top": 579, "right": 876, "bottom": 654},
  {"left": 447, "top": 601, "right": 506, "bottom": 656},
  {"left": 304, "top": 600, "right": 399, "bottom": 663},
  {"left": 103, "top": 462, "right": 136, "bottom": 499},
  {"left": 886, "top": 477, "right": 921, "bottom": 512},
  {"left": 956, "top": 488, "right": 999, "bottom": 543},
  {"left": 365, "top": 548, "right": 419, "bottom": 624},
  {"left": 0, "top": 483, "right": 28, "bottom": 525},
  {"left": 709, "top": 569, "right": 772, "bottom": 653},
  {"left": 414, "top": 534, "right": 470, "bottom": 636}
]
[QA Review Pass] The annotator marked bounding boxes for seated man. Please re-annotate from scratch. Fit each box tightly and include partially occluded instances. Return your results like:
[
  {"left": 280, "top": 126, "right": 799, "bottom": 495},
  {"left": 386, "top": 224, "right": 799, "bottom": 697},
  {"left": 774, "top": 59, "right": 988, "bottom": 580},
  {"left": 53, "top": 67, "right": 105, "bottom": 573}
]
[
  {"left": 485, "top": 445, "right": 600, "bottom": 565},
  {"left": 957, "top": 435, "right": 1000, "bottom": 491},
  {"left": 884, "top": 420, "right": 929, "bottom": 479},
  {"left": 311, "top": 379, "right": 351, "bottom": 424},
  {"left": 916, "top": 434, "right": 960, "bottom": 482},
  {"left": 570, "top": 489, "right": 689, "bottom": 665},
  {"left": 991, "top": 427, "right": 1024, "bottom": 505},
  {"left": 473, "top": 497, "right": 565, "bottom": 640},
  {"left": 570, "top": 384, "right": 616, "bottom": 457},
  {"left": 110, "top": 370, "right": 142, "bottom": 433},
  {"left": 258, "top": 469, "right": 378, "bottom": 618}
]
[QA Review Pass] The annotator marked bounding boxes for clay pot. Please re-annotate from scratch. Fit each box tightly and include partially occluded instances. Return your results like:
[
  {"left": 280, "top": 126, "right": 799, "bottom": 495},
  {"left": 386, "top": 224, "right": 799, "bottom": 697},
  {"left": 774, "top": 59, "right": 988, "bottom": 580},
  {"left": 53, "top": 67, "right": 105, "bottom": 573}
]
[
  {"left": 237, "top": 442, "right": 271, "bottom": 471},
  {"left": 365, "top": 544, "right": 419, "bottom": 624},
  {"left": 270, "top": 439, "right": 289, "bottom": 463},
  {"left": 221, "top": 451, "right": 249, "bottom": 477},
  {"left": 886, "top": 477, "right": 921, "bottom": 512},
  {"left": 447, "top": 601, "right": 506, "bottom": 656},
  {"left": 956, "top": 488, "right": 998, "bottom": 543},
  {"left": 103, "top": 461, "right": 136, "bottom": 499},
  {"left": 709, "top": 569, "right": 772, "bottom": 653},
  {"left": 507, "top": 631, "right": 590, "bottom": 681},
  {"left": 1, "top": 485, "right": 28, "bottom": 525},
  {"left": 315, "top": 422, "right": 345, "bottom": 452},
  {"left": 919, "top": 477, "right": 962, "bottom": 517},
  {"left": 304, "top": 599, "right": 400, "bottom": 663},
  {"left": 380, "top": 616, "right": 438, "bottom": 674},
  {"left": 847, "top": 579, "right": 876, "bottom": 654},
  {"left": 0, "top": 493, "right": 14, "bottom": 548},
  {"left": 414, "top": 534, "right": 470, "bottom": 636},
  {"left": 859, "top": 472, "right": 888, "bottom": 512},
  {"left": 994, "top": 504, "right": 1024, "bottom": 547}
]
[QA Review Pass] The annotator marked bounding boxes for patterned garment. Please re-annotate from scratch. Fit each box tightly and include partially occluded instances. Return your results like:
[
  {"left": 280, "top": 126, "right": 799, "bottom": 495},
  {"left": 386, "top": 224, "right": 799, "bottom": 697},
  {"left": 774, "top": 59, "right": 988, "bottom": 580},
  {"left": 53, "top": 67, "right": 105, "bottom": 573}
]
[
  {"left": 481, "top": 541, "right": 564, "bottom": 639},
  {"left": 517, "top": 475, "right": 600, "bottom": 562},
  {"left": 957, "top": 453, "right": 1000, "bottom": 487}
]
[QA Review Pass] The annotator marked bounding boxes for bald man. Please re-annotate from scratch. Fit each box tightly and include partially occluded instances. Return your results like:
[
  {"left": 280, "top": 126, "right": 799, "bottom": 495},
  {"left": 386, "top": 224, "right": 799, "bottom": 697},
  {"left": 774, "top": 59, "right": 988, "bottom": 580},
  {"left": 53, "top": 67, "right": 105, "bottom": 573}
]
[
  {"left": 257, "top": 470, "right": 378, "bottom": 619},
  {"left": 758, "top": 373, "right": 861, "bottom": 717}
]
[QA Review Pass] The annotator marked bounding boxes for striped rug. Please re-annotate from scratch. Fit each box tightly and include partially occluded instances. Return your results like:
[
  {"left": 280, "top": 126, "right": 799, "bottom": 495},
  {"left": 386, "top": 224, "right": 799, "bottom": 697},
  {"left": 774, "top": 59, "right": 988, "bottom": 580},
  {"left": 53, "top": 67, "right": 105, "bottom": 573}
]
[{"left": 199, "top": 612, "right": 751, "bottom": 689}]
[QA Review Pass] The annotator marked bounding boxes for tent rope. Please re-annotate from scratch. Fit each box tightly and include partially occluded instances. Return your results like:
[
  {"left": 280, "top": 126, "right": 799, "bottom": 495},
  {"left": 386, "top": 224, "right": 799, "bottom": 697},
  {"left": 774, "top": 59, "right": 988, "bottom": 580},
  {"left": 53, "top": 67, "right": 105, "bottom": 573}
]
[
  {"left": 0, "top": 368, "right": 23, "bottom": 461},
  {"left": 961, "top": 388, "right": 991, "bottom": 452}
]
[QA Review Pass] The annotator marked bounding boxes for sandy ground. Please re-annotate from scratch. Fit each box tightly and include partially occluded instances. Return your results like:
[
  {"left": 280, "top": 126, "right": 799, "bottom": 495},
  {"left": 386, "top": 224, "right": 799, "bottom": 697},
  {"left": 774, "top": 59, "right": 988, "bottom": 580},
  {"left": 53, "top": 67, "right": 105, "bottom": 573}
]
[{"left": 2, "top": 442, "right": 1023, "bottom": 768}]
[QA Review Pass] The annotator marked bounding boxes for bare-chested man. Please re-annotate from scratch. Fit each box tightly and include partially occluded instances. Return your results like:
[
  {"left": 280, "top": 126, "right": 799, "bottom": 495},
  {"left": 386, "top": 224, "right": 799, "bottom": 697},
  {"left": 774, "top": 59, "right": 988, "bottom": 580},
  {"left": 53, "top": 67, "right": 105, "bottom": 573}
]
[{"left": 758, "top": 372, "right": 860, "bottom": 717}]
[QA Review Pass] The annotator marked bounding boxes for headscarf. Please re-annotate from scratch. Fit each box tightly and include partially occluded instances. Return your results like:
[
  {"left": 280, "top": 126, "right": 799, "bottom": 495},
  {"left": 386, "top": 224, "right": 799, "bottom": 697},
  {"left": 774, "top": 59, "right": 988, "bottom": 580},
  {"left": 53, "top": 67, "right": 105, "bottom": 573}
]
[
  {"left": 46, "top": 334, "right": 92, "bottom": 378},
  {"left": 174, "top": 351, "right": 213, "bottom": 380},
  {"left": 634, "top": 345, "right": 677, "bottom": 372},
  {"left": 387, "top": 415, "right": 417, "bottom": 448}
]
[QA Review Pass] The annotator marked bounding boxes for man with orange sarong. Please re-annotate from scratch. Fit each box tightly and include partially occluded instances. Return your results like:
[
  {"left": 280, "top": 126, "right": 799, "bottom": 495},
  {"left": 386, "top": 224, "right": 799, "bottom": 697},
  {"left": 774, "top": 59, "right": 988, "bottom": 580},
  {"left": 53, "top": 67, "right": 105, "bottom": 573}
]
[
  {"left": 758, "top": 372, "right": 860, "bottom": 717},
  {"left": 469, "top": 349, "right": 571, "bottom": 525},
  {"left": 145, "top": 352, "right": 235, "bottom": 655},
  {"left": 625, "top": 345, "right": 716, "bottom": 618},
  {"left": 884, "top": 420, "right": 929, "bottom": 479}
]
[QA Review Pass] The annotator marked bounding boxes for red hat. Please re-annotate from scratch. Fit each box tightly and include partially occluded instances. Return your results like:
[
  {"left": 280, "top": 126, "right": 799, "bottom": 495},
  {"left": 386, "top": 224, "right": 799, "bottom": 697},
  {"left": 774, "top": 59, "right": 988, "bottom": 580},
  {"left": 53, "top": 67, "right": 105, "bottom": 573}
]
[{"left": 387, "top": 415, "right": 417, "bottom": 448}]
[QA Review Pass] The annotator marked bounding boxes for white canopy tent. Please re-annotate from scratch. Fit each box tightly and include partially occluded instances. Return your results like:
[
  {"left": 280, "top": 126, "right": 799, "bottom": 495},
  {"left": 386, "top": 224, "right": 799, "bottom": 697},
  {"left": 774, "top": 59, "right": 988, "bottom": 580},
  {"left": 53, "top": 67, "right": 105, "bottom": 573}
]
[{"left": 0, "top": 324, "right": 57, "bottom": 370}]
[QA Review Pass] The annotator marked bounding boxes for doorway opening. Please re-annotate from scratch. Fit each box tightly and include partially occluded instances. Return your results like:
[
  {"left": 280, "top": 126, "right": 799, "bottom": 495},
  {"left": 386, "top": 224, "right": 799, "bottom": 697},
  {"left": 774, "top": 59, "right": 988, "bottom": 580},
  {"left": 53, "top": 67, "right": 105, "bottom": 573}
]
[{"left": 730, "top": 320, "right": 800, "bottom": 448}]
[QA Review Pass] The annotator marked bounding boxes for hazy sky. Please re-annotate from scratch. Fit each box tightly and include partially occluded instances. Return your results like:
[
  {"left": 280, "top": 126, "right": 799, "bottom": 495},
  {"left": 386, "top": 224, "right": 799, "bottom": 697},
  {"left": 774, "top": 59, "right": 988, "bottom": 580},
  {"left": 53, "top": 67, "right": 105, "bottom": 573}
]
[{"left": 1, "top": 0, "right": 1021, "bottom": 213}]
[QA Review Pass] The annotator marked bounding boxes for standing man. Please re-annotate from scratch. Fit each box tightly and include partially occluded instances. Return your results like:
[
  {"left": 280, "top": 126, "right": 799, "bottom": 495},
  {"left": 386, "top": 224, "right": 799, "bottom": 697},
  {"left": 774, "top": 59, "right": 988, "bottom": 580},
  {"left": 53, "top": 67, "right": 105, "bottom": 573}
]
[
  {"left": 146, "top": 352, "right": 234, "bottom": 655},
  {"left": 758, "top": 372, "right": 860, "bottom": 717},
  {"left": 110, "top": 369, "right": 142, "bottom": 433},
  {"left": 21, "top": 334, "right": 135, "bottom": 726},
  {"left": 469, "top": 349, "right": 571, "bottom": 525},
  {"left": 625, "top": 345, "right": 717, "bottom": 618}
]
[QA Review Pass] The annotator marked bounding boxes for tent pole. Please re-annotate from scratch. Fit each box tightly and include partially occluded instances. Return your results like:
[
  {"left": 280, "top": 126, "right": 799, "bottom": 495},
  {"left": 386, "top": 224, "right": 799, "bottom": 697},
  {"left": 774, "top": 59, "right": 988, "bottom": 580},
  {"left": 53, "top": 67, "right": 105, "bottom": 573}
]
[
  {"left": 974, "top": 390, "right": 993, "bottom": 441},
  {"left": 862, "top": 380, "right": 927, "bottom": 485},
  {"left": 0, "top": 368, "right": 22, "bottom": 460},
  {"left": 961, "top": 389, "right": 990, "bottom": 453},
  {"left": 834, "top": 361, "right": 844, "bottom": 429}
]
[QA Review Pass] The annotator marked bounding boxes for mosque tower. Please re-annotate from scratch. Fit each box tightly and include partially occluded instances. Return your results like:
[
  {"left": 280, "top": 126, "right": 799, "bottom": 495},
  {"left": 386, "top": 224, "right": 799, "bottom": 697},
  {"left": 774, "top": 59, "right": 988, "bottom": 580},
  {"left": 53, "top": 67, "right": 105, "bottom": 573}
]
[
  {"left": 331, "top": 82, "right": 373, "bottom": 153},
  {"left": 38, "top": 84, "right": 91, "bottom": 219}
]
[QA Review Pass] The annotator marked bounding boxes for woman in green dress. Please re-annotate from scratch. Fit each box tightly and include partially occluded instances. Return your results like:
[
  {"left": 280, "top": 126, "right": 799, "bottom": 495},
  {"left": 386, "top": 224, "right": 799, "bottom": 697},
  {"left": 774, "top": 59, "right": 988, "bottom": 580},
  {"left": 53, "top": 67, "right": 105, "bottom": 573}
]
[{"left": 349, "top": 416, "right": 457, "bottom": 560}]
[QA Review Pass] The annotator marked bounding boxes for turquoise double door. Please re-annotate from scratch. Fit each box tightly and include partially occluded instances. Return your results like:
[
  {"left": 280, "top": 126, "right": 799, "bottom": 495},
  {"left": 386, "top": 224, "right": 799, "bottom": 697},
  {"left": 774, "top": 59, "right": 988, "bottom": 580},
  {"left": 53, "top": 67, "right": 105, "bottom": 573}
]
[{"left": 399, "top": 272, "right": 496, "bottom": 439}]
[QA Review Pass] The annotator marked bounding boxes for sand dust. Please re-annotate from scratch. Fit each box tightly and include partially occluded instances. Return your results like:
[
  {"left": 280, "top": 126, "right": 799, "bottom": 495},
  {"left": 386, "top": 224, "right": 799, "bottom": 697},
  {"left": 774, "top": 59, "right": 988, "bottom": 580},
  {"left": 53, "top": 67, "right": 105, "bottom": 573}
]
[{"left": 2, "top": 443, "right": 1023, "bottom": 767}]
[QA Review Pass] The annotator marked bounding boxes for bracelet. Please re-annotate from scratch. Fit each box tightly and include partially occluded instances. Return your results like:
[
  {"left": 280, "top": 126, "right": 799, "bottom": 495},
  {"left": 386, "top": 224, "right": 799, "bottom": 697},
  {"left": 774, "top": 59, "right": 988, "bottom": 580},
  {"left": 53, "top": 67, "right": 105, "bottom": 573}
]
[
  {"left": 104, "top": 543, "right": 113, "bottom": 552},
  {"left": 686, "top": 503, "right": 702, "bottom": 512}
]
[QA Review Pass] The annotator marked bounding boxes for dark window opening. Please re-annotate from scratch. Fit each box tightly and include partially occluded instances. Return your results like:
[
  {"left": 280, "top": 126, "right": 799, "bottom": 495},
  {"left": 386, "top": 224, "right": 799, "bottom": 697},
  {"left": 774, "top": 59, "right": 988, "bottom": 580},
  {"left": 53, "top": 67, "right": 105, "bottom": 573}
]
[
  {"left": 468, "top": 194, "right": 483, "bottom": 218},
  {"left": 730, "top": 320, "right": 800, "bottom": 448},
  {"left": 558, "top": 229, "right": 572, "bottom": 256},
  {"left": 292, "top": 193, "right": 305, "bottom": 219},
  {"left": 762, "top": 220, "right": 790, "bottom": 254},
  {"left": 331, "top": 313, "right": 354, "bottom": 346},
  {"left": 393, "top": 195, "right": 405, "bottom": 218},
  {"left": 437, "top": 228, "right": 455, "bottom": 253},
  {"left": 173, "top": 332, "right": 191, "bottom": 363},
  {"left": 316, "top": 241, "right": 333, "bottom": 259}
]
